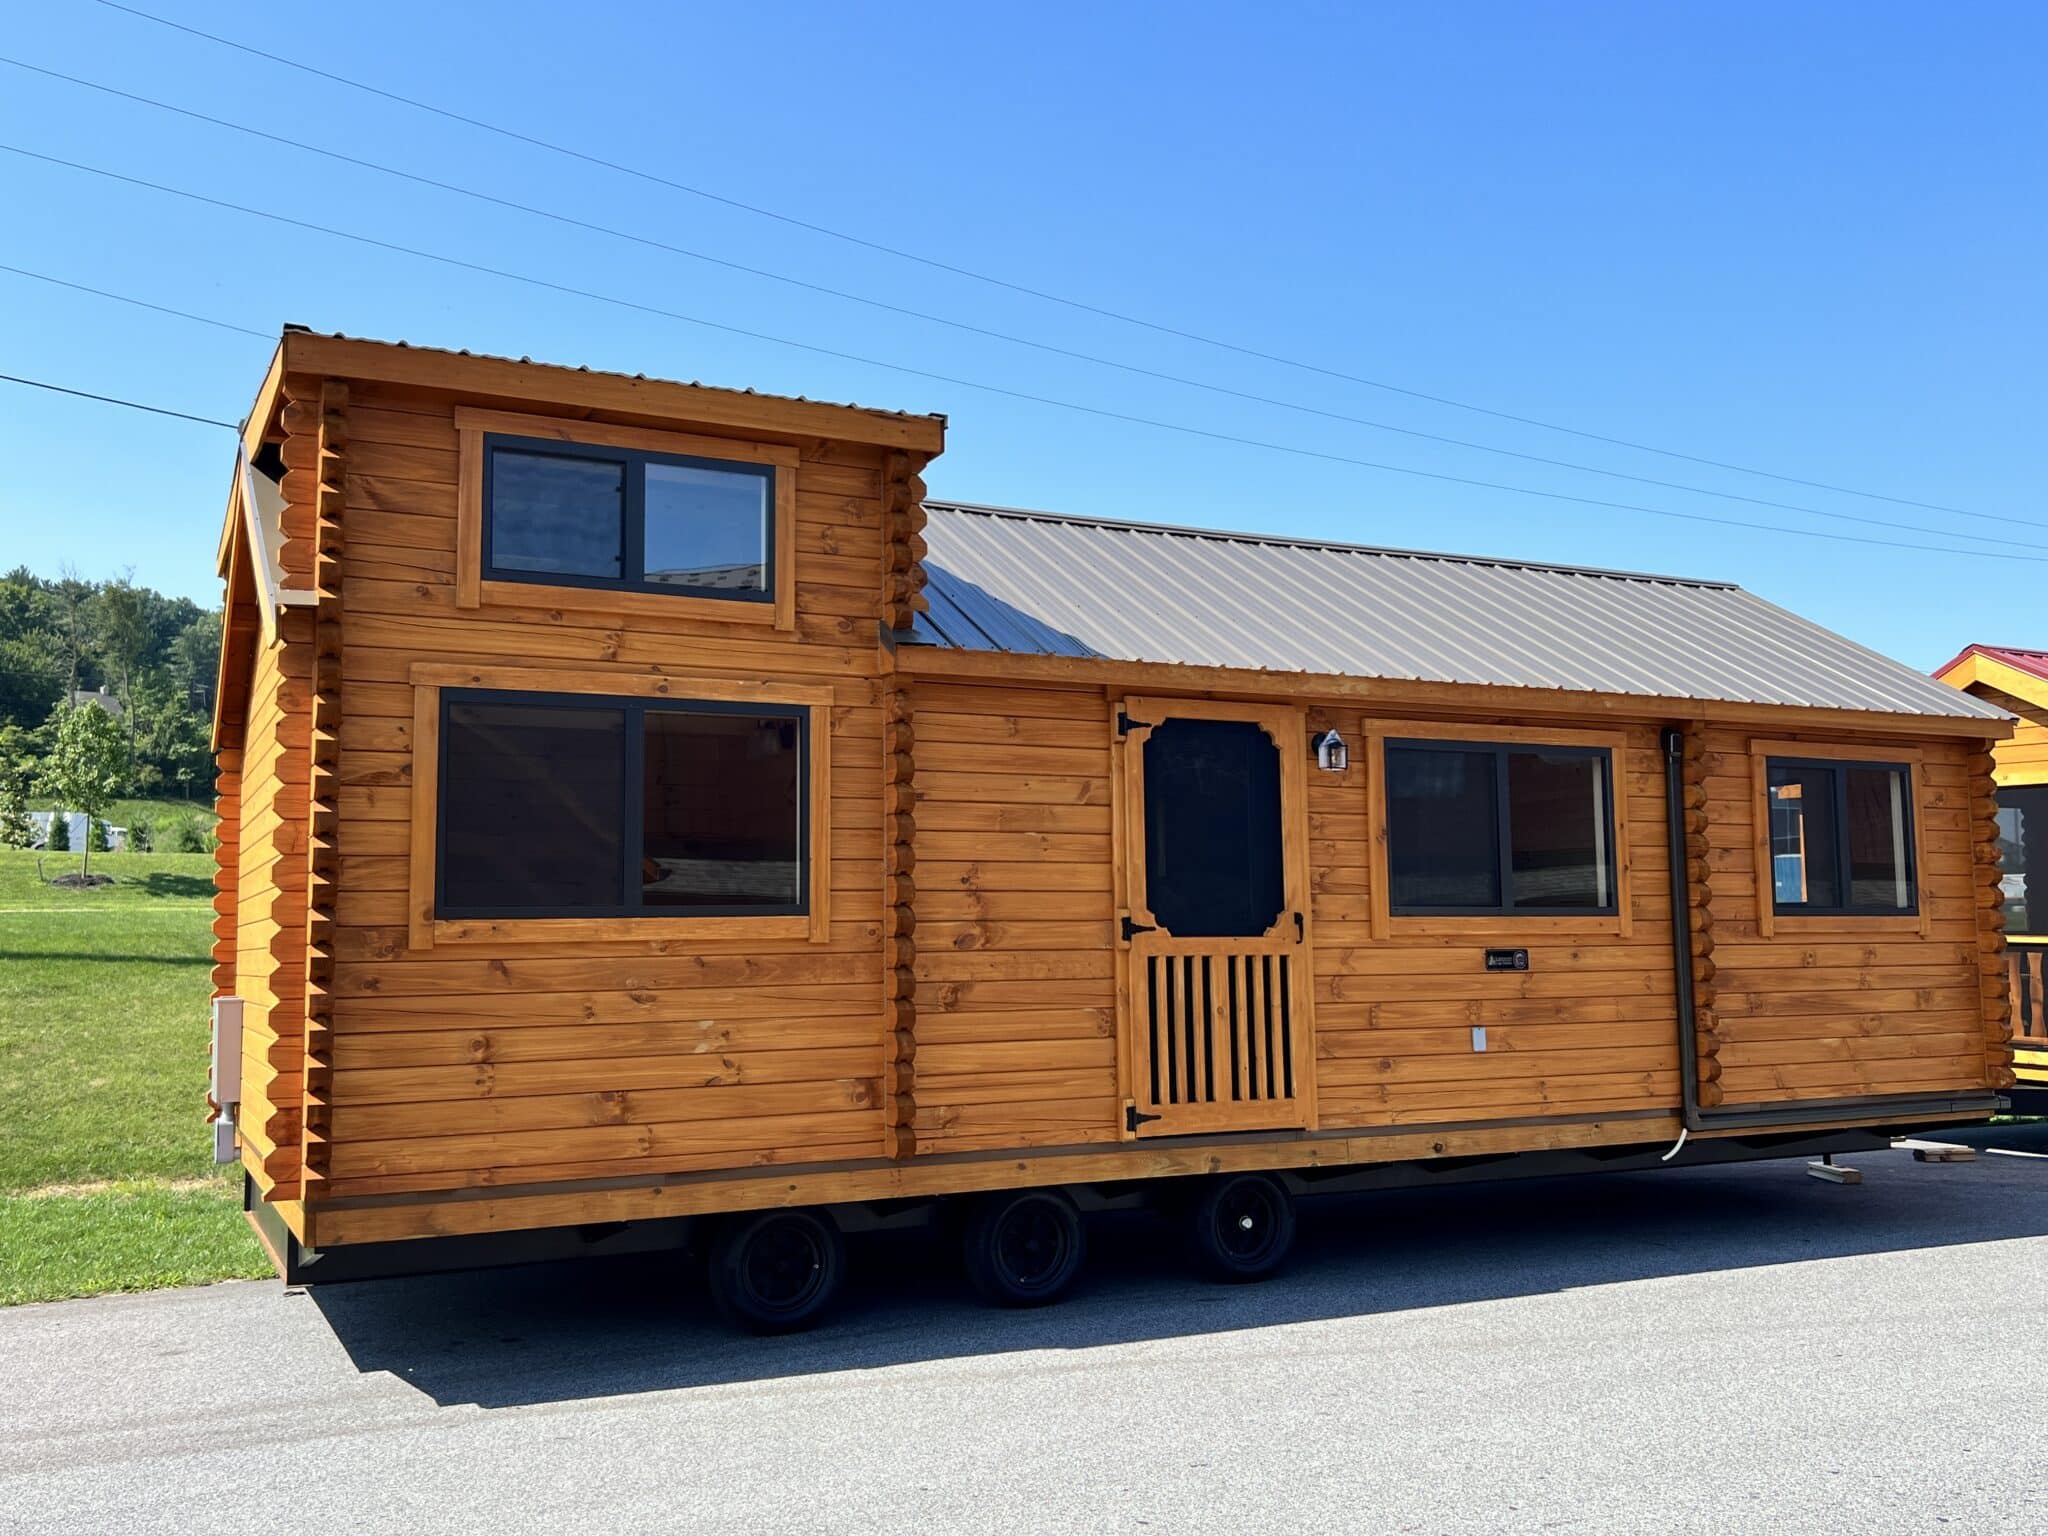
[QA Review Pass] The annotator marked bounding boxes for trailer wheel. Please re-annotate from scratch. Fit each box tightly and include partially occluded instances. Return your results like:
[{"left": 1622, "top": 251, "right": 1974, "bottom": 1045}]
[
  {"left": 706, "top": 1209, "right": 845, "bottom": 1334},
  {"left": 962, "top": 1189, "right": 1086, "bottom": 1307},
  {"left": 1185, "top": 1173, "right": 1295, "bottom": 1282}
]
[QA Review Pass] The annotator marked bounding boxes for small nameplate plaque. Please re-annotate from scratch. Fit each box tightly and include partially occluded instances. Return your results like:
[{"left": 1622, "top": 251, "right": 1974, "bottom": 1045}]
[{"left": 1485, "top": 948, "right": 1530, "bottom": 972}]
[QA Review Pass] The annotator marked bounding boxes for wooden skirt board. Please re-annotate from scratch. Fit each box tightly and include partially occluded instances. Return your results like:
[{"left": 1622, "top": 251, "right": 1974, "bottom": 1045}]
[
  {"left": 299, "top": 1103, "right": 1992, "bottom": 1249},
  {"left": 1116, "top": 697, "right": 1316, "bottom": 1136}
]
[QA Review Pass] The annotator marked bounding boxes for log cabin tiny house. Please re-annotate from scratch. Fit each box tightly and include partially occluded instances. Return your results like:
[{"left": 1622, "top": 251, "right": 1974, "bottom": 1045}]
[
  {"left": 1935, "top": 645, "right": 2048, "bottom": 1110},
  {"left": 209, "top": 330, "right": 2017, "bottom": 1329}
]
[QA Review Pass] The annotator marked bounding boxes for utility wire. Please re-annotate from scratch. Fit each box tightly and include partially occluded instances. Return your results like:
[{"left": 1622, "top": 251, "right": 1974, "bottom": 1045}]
[
  {"left": 0, "top": 370, "right": 236, "bottom": 427},
  {"left": 90, "top": 0, "right": 2021, "bottom": 525},
  {"left": 9, "top": 54, "right": 2041, "bottom": 546},
  {"left": 0, "top": 261, "right": 270, "bottom": 339},
  {"left": 0, "top": 164, "right": 2040, "bottom": 568}
]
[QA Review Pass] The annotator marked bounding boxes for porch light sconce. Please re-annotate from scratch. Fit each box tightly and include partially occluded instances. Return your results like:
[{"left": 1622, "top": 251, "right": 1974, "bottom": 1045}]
[{"left": 1312, "top": 729, "right": 1348, "bottom": 772}]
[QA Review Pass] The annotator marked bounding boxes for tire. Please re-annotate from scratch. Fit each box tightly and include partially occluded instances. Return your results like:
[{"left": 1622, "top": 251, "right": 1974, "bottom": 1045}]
[
  {"left": 1185, "top": 1173, "right": 1296, "bottom": 1282},
  {"left": 706, "top": 1208, "right": 845, "bottom": 1334},
  {"left": 962, "top": 1189, "right": 1087, "bottom": 1307}
]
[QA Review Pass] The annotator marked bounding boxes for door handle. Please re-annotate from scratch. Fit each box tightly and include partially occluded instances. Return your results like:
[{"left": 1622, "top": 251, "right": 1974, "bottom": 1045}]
[{"left": 1294, "top": 911, "right": 1305, "bottom": 942}]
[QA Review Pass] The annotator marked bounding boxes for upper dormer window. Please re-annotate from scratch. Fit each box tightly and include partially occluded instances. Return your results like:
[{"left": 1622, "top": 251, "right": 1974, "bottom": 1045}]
[{"left": 483, "top": 432, "right": 775, "bottom": 602}]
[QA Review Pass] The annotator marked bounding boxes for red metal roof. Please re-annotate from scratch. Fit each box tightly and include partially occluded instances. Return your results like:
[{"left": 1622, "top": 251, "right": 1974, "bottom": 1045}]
[{"left": 1935, "top": 643, "right": 2048, "bottom": 683}]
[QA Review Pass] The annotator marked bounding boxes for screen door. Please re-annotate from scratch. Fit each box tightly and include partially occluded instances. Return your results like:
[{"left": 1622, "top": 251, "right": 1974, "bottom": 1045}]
[{"left": 1118, "top": 698, "right": 1315, "bottom": 1137}]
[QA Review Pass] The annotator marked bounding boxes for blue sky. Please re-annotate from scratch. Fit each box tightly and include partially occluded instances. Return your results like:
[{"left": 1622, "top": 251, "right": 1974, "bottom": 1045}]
[{"left": 2, "top": 1, "right": 2042, "bottom": 673}]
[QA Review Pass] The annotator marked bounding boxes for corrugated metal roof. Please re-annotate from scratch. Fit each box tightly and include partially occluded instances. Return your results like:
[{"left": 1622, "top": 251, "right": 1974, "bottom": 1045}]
[{"left": 912, "top": 502, "right": 2008, "bottom": 720}]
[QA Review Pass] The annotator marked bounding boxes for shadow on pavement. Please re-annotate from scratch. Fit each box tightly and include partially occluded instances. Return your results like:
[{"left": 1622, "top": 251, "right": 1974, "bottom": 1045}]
[{"left": 309, "top": 1147, "right": 2048, "bottom": 1410}]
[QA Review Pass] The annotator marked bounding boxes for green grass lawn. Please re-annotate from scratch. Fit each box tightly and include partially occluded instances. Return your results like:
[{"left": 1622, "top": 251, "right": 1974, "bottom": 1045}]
[
  {"left": 25, "top": 794, "right": 218, "bottom": 826},
  {"left": 0, "top": 847, "right": 268, "bottom": 1305}
]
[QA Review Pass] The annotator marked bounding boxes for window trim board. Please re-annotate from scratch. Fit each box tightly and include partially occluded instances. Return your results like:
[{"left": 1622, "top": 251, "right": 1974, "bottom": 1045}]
[
  {"left": 452, "top": 405, "right": 798, "bottom": 630},
  {"left": 406, "top": 663, "right": 833, "bottom": 949},
  {"left": 1363, "top": 720, "right": 1634, "bottom": 939},
  {"left": 1747, "top": 737, "right": 1929, "bottom": 938}
]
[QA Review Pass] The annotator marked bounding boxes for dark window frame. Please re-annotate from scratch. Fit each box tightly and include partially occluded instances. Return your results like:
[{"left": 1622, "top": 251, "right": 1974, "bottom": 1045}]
[
  {"left": 434, "top": 686, "right": 809, "bottom": 922},
  {"left": 1997, "top": 782, "right": 2048, "bottom": 939},
  {"left": 1384, "top": 738, "right": 1619, "bottom": 918},
  {"left": 1765, "top": 755, "right": 1918, "bottom": 918},
  {"left": 480, "top": 431, "right": 777, "bottom": 604}
]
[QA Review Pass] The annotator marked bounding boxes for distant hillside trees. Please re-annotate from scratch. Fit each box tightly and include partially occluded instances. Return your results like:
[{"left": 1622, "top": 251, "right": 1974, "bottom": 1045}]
[{"left": 0, "top": 567, "right": 220, "bottom": 808}]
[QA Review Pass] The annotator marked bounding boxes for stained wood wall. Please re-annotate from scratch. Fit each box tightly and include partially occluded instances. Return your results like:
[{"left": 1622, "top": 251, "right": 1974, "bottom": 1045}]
[
  {"left": 232, "top": 609, "right": 311, "bottom": 1197},
  {"left": 902, "top": 685, "right": 1998, "bottom": 1152},
  {"left": 1309, "top": 712, "right": 1683, "bottom": 1127},
  {"left": 906, "top": 681, "right": 1120, "bottom": 1153},
  {"left": 303, "top": 381, "right": 907, "bottom": 1200},
  {"left": 1693, "top": 728, "right": 1995, "bottom": 1105}
]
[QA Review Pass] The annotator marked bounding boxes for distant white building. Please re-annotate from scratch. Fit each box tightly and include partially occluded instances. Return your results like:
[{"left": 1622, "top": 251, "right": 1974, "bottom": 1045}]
[{"left": 24, "top": 810, "right": 127, "bottom": 852}]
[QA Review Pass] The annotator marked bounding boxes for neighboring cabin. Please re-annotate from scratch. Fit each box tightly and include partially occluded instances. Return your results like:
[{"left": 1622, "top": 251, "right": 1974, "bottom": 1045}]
[
  {"left": 1935, "top": 644, "right": 2048, "bottom": 1109},
  {"left": 207, "top": 330, "right": 2017, "bottom": 1324}
]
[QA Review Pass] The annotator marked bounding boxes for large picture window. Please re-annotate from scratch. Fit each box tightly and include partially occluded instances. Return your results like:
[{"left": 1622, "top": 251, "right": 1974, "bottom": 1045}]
[
  {"left": 1765, "top": 757, "right": 1916, "bottom": 916},
  {"left": 482, "top": 432, "right": 774, "bottom": 602},
  {"left": 1385, "top": 740, "right": 1616, "bottom": 916},
  {"left": 437, "top": 689, "right": 807, "bottom": 920}
]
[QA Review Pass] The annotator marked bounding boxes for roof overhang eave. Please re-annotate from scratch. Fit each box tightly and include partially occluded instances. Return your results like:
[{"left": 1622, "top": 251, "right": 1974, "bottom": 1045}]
[{"left": 896, "top": 644, "right": 2017, "bottom": 740}]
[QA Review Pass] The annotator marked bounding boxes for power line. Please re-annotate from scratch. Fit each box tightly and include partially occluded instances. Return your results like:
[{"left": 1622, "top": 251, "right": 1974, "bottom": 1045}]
[
  {"left": 90, "top": 0, "right": 2023, "bottom": 525},
  {"left": 10, "top": 54, "right": 2041, "bottom": 547},
  {"left": 0, "top": 261, "right": 270, "bottom": 339},
  {"left": 0, "top": 226, "right": 2039, "bottom": 572},
  {"left": 0, "top": 370, "right": 235, "bottom": 428}
]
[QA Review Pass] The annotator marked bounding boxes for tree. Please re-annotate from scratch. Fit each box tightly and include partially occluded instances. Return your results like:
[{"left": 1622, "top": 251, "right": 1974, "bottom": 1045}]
[
  {"left": 36, "top": 701, "right": 130, "bottom": 882},
  {"left": 0, "top": 754, "right": 30, "bottom": 848},
  {"left": 129, "top": 671, "right": 212, "bottom": 799},
  {"left": 48, "top": 570, "right": 95, "bottom": 700},
  {"left": 166, "top": 613, "right": 221, "bottom": 714},
  {"left": 92, "top": 575, "right": 150, "bottom": 754},
  {"left": 0, "top": 632, "right": 62, "bottom": 726},
  {"left": 0, "top": 568, "right": 65, "bottom": 725}
]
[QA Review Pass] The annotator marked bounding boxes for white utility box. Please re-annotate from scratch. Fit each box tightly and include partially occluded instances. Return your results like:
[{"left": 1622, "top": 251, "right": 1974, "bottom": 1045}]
[{"left": 210, "top": 996, "right": 243, "bottom": 1164}]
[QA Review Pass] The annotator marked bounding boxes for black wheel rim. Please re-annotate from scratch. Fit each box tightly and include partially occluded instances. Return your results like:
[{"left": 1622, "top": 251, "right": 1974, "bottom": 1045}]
[
  {"left": 996, "top": 1201, "right": 1072, "bottom": 1291},
  {"left": 742, "top": 1220, "right": 827, "bottom": 1315},
  {"left": 1213, "top": 1182, "right": 1284, "bottom": 1265}
]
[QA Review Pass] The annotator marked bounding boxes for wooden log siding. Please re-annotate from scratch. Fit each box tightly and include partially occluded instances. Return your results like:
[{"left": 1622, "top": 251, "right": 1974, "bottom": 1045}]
[
  {"left": 1706, "top": 729, "right": 1997, "bottom": 1106},
  {"left": 1972, "top": 749, "right": 2017, "bottom": 1089},
  {"left": 880, "top": 452, "right": 929, "bottom": 633},
  {"left": 907, "top": 680, "right": 1120, "bottom": 1152},
  {"left": 210, "top": 748, "right": 240, "bottom": 999},
  {"left": 316, "top": 382, "right": 897, "bottom": 1200},
  {"left": 1309, "top": 710, "right": 1683, "bottom": 1128},
  {"left": 234, "top": 607, "right": 313, "bottom": 1197},
  {"left": 1682, "top": 725, "right": 1724, "bottom": 1109},
  {"left": 297, "top": 380, "right": 348, "bottom": 1191},
  {"left": 880, "top": 681, "right": 917, "bottom": 1157}
]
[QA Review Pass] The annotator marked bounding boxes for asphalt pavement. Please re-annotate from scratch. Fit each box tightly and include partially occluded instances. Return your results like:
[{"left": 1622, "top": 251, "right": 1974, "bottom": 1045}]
[{"left": 3, "top": 1130, "right": 2045, "bottom": 1534}]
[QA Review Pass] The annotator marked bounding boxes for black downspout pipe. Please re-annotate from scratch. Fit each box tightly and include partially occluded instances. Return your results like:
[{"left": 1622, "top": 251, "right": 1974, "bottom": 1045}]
[{"left": 1663, "top": 726, "right": 1706, "bottom": 1131}]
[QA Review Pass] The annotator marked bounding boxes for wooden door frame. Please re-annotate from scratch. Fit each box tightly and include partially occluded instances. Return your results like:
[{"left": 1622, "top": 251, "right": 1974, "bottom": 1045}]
[{"left": 1111, "top": 694, "right": 1318, "bottom": 1138}]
